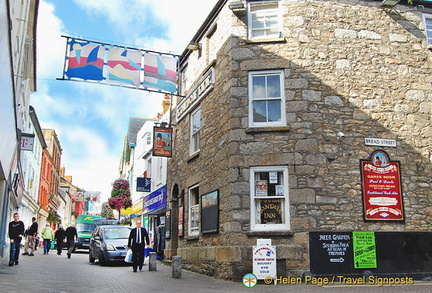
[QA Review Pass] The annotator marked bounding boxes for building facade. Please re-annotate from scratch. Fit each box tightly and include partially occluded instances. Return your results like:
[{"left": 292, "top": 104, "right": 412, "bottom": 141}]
[
  {"left": 0, "top": 0, "right": 38, "bottom": 258},
  {"left": 166, "top": 0, "right": 432, "bottom": 281}
]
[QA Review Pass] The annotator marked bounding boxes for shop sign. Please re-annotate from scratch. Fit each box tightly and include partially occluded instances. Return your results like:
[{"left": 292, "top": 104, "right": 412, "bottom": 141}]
[
  {"left": 21, "top": 133, "right": 35, "bottom": 151},
  {"left": 253, "top": 244, "right": 276, "bottom": 280},
  {"left": 153, "top": 126, "right": 172, "bottom": 157},
  {"left": 259, "top": 199, "right": 283, "bottom": 224},
  {"left": 143, "top": 185, "right": 167, "bottom": 214},
  {"left": 136, "top": 177, "right": 151, "bottom": 192},
  {"left": 360, "top": 150, "right": 404, "bottom": 221},
  {"left": 353, "top": 231, "right": 377, "bottom": 269},
  {"left": 176, "top": 67, "right": 214, "bottom": 121}
]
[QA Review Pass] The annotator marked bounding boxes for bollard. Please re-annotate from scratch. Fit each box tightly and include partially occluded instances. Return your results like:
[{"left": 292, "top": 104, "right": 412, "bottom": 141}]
[
  {"left": 149, "top": 252, "right": 157, "bottom": 271},
  {"left": 172, "top": 256, "right": 182, "bottom": 279}
]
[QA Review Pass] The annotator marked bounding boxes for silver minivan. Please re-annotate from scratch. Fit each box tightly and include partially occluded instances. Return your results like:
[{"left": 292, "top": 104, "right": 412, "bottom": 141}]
[{"left": 89, "top": 225, "right": 131, "bottom": 265}]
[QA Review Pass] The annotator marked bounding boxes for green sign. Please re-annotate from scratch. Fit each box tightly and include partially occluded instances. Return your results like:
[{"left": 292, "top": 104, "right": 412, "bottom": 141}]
[{"left": 353, "top": 231, "right": 377, "bottom": 269}]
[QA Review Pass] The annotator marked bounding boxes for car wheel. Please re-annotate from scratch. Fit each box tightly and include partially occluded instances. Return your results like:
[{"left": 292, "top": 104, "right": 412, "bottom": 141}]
[
  {"left": 89, "top": 252, "right": 96, "bottom": 263},
  {"left": 99, "top": 253, "right": 107, "bottom": 266}
]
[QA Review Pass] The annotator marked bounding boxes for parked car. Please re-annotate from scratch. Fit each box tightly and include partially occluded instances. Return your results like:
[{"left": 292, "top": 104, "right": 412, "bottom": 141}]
[{"left": 89, "top": 225, "right": 131, "bottom": 265}]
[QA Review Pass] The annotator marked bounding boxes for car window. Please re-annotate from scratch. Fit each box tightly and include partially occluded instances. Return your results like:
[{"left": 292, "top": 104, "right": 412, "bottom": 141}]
[{"left": 104, "top": 228, "right": 130, "bottom": 239}]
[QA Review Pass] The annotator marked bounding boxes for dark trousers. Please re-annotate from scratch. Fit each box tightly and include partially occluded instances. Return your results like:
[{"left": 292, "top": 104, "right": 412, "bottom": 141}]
[
  {"left": 66, "top": 239, "right": 75, "bottom": 255},
  {"left": 57, "top": 239, "right": 64, "bottom": 254},
  {"left": 132, "top": 243, "right": 145, "bottom": 270},
  {"left": 9, "top": 239, "right": 21, "bottom": 262}
]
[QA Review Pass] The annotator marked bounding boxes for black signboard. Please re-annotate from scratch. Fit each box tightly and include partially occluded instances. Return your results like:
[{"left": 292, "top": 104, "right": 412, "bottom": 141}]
[
  {"left": 309, "top": 232, "right": 354, "bottom": 275},
  {"left": 201, "top": 190, "right": 219, "bottom": 234}
]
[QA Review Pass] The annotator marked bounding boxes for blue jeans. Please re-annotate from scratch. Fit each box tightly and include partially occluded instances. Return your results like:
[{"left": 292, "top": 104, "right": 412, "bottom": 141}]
[
  {"left": 43, "top": 239, "right": 51, "bottom": 253},
  {"left": 9, "top": 239, "right": 21, "bottom": 263}
]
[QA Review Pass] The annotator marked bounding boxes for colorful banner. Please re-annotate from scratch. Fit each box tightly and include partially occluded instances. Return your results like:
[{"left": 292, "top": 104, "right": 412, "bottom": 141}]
[
  {"left": 143, "top": 52, "right": 178, "bottom": 93},
  {"left": 107, "top": 47, "right": 142, "bottom": 87},
  {"left": 65, "top": 39, "right": 104, "bottom": 81},
  {"left": 62, "top": 37, "right": 178, "bottom": 94},
  {"left": 360, "top": 150, "right": 404, "bottom": 221}
]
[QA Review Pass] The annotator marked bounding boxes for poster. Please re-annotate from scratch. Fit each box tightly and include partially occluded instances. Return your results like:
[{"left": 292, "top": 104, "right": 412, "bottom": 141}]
[
  {"left": 353, "top": 231, "right": 377, "bottom": 269},
  {"left": 360, "top": 150, "right": 404, "bottom": 221}
]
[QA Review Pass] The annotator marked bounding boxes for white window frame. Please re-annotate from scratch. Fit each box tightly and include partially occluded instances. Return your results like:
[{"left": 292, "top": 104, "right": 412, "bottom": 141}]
[
  {"left": 188, "top": 184, "right": 200, "bottom": 236},
  {"left": 422, "top": 13, "right": 432, "bottom": 47},
  {"left": 248, "top": 70, "right": 286, "bottom": 127},
  {"left": 248, "top": 1, "right": 282, "bottom": 40},
  {"left": 190, "top": 107, "right": 201, "bottom": 155},
  {"left": 250, "top": 166, "right": 290, "bottom": 231}
]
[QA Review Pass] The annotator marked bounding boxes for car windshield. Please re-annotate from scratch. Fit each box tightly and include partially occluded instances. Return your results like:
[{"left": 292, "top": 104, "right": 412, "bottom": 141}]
[
  {"left": 76, "top": 223, "right": 96, "bottom": 233},
  {"left": 104, "top": 228, "right": 130, "bottom": 239}
]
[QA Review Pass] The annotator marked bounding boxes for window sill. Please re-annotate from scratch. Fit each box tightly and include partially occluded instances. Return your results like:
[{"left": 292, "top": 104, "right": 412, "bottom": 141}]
[
  {"left": 246, "top": 230, "right": 294, "bottom": 237},
  {"left": 246, "top": 126, "right": 290, "bottom": 134},
  {"left": 246, "top": 37, "right": 286, "bottom": 44},
  {"left": 186, "top": 235, "right": 199, "bottom": 241},
  {"left": 187, "top": 152, "right": 200, "bottom": 162}
]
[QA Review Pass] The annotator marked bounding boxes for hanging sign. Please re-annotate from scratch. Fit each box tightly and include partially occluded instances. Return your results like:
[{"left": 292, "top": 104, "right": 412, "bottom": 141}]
[
  {"left": 360, "top": 150, "right": 404, "bottom": 221},
  {"left": 153, "top": 126, "right": 172, "bottom": 157},
  {"left": 21, "top": 133, "right": 35, "bottom": 151}
]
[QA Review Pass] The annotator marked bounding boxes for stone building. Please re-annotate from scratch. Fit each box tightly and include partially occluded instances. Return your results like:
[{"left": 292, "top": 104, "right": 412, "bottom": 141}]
[{"left": 166, "top": 0, "right": 432, "bottom": 281}]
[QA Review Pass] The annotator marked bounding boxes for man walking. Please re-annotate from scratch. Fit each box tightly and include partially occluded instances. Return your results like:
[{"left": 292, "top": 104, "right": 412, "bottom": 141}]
[
  {"left": 65, "top": 223, "right": 77, "bottom": 259},
  {"left": 22, "top": 217, "right": 38, "bottom": 256},
  {"left": 8, "top": 213, "right": 25, "bottom": 266},
  {"left": 128, "top": 220, "right": 149, "bottom": 272}
]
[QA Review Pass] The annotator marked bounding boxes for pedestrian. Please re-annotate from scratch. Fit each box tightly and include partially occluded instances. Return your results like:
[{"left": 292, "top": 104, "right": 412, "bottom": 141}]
[
  {"left": 65, "top": 223, "right": 77, "bottom": 259},
  {"left": 8, "top": 213, "right": 25, "bottom": 266},
  {"left": 41, "top": 223, "right": 54, "bottom": 255},
  {"left": 127, "top": 220, "right": 149, "bottom": 272},
  {"left": 54, "top": 224, "right": 66, "bottom": 255},
  {"left": 22, "top": 216, "right": 38, "bottom": 256}
]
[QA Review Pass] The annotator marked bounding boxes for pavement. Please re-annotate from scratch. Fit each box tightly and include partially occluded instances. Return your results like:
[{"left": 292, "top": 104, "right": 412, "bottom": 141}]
[{"left": 1, "top": 247, "right": 432, "bottom": 293}]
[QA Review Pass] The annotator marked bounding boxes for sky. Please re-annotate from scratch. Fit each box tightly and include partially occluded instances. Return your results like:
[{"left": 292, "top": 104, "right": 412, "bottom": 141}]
[{"left": 32, "top": 0, "right": 219, "bottom": 202}]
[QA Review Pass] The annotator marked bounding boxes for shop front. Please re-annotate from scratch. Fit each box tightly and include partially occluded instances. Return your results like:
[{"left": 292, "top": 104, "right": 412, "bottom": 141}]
[{"left": 143, "top": 185, "right": 167, "bottom": 259}]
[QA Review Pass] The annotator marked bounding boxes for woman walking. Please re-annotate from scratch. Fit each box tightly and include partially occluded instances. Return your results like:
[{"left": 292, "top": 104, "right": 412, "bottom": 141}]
[{"left": 41, "top": 223, "right": 54, "bottom": 255}]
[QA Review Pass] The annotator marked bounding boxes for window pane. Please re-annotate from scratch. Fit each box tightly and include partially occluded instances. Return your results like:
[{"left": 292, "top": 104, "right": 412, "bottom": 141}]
[
  {"left": 268, "top": 100, "right": 281, "bottom": 122},
  {"left": 267, "top": 75, "right": 281, "bottom": 97},
  {"left": 256, "top": 198, "right": 284, "bottom": 224},
  {"left": 252, "top": 76, "right": 266, "bottom": 99},
  {"left": 253, "top": 101, "right": 267, "bottom": 122}
]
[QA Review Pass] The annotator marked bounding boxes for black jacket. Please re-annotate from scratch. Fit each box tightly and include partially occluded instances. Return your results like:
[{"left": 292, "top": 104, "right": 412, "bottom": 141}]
[
  {"left": 128, "top": 227, "right": 149, "bottom": 248},
  {"left": 9, "top": 220, "right": 25, "bottom": 240},
  {"left": 28, "top": 221, "right": 38, "bottom": 236}
]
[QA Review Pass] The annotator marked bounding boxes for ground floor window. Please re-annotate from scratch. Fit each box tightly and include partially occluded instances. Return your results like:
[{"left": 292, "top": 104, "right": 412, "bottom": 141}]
[
  {"left": 250, "top": 166, "right": 290, "bottom": 231},
  {"left": 188, "top": 184, "right": 200, "bottom": 236}
]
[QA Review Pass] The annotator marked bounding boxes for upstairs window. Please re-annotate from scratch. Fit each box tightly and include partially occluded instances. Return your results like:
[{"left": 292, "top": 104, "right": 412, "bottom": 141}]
[
  {"left": 423, "top": 14, "right": 432, "bottom": 47},
  {"left": 248, "top": 1, "right": 281, "bottom": 40},
  {"left": 248, "top": 70, "right": 286, "bottom": 127},
  {"left": 190, "top": 108, "right": 201, "bottom": 155}
]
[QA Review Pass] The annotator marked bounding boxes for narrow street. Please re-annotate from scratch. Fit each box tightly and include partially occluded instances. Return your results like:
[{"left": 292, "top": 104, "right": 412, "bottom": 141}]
[{"left": 1, "top": 248, "right": 432, "bottom": 293}]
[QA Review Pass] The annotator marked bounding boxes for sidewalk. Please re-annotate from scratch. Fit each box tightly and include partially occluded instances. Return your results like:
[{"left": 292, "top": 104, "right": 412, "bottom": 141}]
[{"left": 1, "top": 248, "right": 432, "bottom": 293}]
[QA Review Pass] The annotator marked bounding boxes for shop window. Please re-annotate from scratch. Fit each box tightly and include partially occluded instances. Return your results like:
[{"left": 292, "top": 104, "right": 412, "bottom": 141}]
[
  {"left": 422, "top": 13, "right": 432, "bottom": 47},
  {"left": 248, "top": 1, "right": 281, "bottom": 40},
  {"left": 188, "top": 184, "right": 200, "bottom": 236},
  {"left": 190, "top": 108, "right": 201, "bottom": 155},
  {"left": 248, "top": 70, "right": 286, "bottom": 127},
  {"left": 250, "top": 166, "right": 290, "bottom": 231}
]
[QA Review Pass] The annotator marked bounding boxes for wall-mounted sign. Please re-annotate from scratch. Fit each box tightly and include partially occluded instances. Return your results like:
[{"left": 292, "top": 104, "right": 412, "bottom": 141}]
[
  {"left": 309, "top": 232, "right": 353, "bottom": 274},
  {"left": 360, "top": 150, "right": 404, "bottom": 221},
  {"left": 365, "top": 138, "right": 397, "bottom": 147},
  {"left": 21, "top": 133, "right": 35, "bottom": 151},
  {"left": 201, "top": 190, "right": 219, "bottom": 234},
  {"left": 353, "top": 231, "right": 377, "bottom": 269},
  {"left": 176, "top": 67, "right": 214, "bottom": 121},
  {"left": 137, "top": 177, "right": 151, "bottom": 192},
  {"left": 178, "top": 205, "right": 184, "bottom": 237},
  {"left": 143, "top": 185, "right": 167, "bottom": 214},
  {"left": 153, "top": 126, "right": 172, "bottom": 157}
]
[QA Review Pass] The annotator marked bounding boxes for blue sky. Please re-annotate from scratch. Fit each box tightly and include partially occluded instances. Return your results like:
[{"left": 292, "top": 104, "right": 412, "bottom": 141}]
[{"left": 32, "top": 0, "right": 218, "bottom": 201}]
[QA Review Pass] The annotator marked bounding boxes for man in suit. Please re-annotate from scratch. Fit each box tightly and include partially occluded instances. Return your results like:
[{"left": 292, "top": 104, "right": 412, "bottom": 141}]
[{"left": 128, "top": 220, "right": 149, "bottom": 272}]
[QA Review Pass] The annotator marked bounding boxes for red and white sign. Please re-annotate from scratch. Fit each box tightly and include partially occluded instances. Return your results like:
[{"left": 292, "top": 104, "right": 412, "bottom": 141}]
[{"left": 360, "top": 150, "right": 404, "bottom": 221}]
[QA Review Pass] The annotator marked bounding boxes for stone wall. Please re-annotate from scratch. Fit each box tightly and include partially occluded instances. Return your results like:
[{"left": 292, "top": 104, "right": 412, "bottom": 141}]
[{"left": 168, "top": 0, "right": 432, "bottom": 280}]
